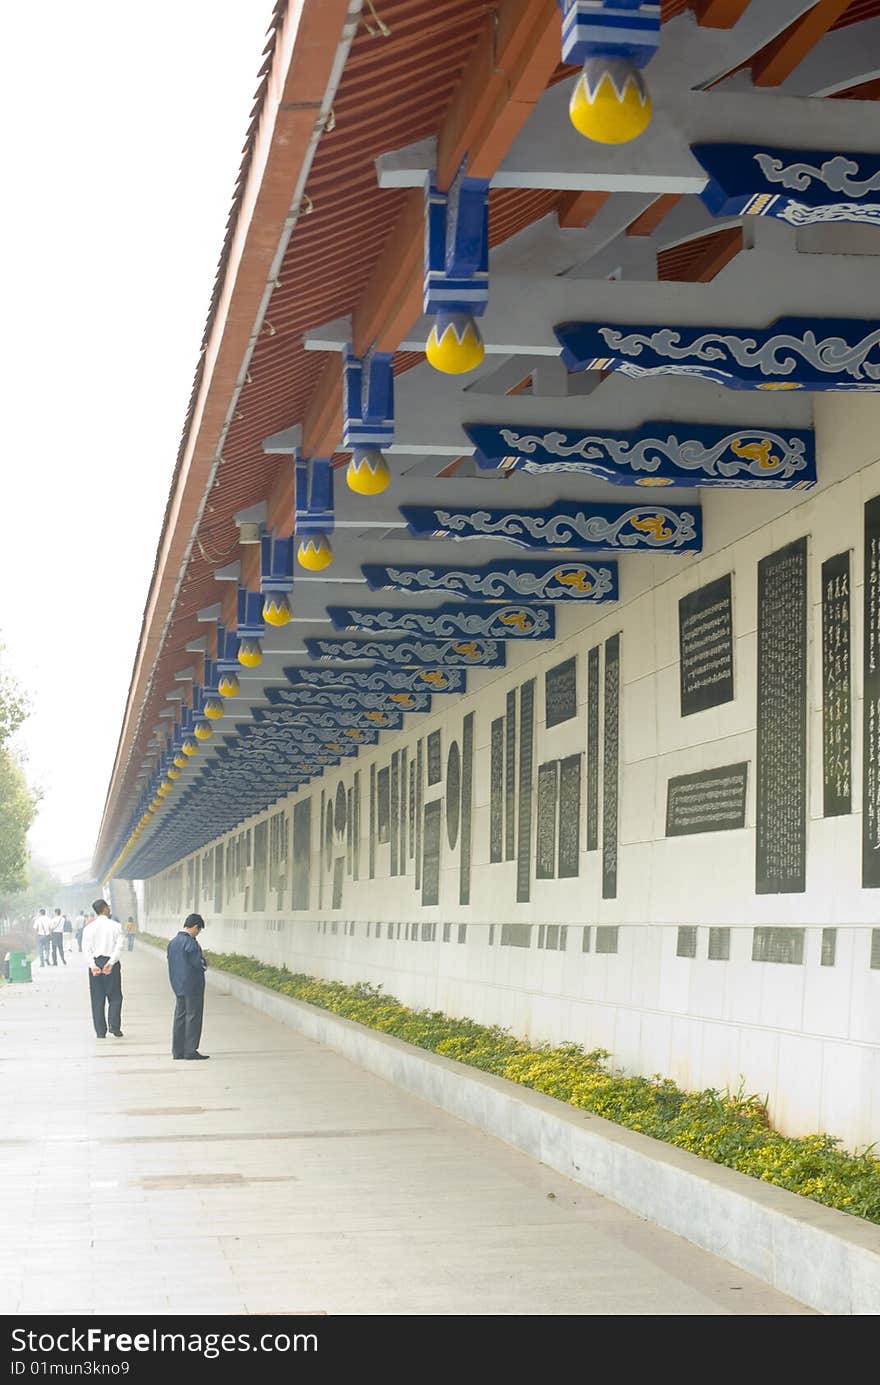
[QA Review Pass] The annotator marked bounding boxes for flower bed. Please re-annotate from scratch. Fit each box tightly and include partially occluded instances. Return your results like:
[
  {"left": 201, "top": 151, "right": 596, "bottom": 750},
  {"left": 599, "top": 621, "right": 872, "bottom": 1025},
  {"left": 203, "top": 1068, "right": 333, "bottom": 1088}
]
[{"left": 143, "top": 936, "right": 880, "bottom": 1223}]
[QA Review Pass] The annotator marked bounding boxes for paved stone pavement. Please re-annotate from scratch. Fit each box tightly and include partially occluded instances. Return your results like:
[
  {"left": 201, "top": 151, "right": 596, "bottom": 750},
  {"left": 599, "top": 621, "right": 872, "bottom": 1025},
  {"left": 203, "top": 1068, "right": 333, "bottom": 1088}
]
[{"left": 0, "top": 943, "right": 814, "bottom": 1316}]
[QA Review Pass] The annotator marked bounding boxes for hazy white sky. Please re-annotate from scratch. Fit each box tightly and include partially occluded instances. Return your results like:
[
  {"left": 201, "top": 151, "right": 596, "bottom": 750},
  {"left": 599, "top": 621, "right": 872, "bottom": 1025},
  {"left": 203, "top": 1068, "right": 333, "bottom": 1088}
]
[{"left": 0, "top": 2, "right": 272, "bottom": 871}]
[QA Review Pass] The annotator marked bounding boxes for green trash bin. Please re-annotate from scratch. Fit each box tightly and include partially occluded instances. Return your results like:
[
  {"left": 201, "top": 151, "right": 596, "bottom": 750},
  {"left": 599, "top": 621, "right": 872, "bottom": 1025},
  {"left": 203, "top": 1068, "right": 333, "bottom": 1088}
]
[{"left": 7, "top": 952, "right": 32, "bottom": 983}]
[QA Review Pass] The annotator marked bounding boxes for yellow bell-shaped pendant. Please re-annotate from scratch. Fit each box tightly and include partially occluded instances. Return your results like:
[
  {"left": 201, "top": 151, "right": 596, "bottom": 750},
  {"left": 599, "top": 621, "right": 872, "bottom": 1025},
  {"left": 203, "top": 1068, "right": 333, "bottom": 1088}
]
[
  {"left": 182, "top": 738, "right": 199, "bottom": 757},
  {"left": 297, "top": 534, "right": 333, "bottom": 571},
  {"left": 218, "top": 672, "right": 240, "bottom": 698},
  {"left": 346, "top": 448, "right": 391, "bottom": 496},
  {"left": 426, "top": 311, "right": 485, "bottom": 375},
  {"left": 262, "top": 592, "right": 293, "bottom": 627},
  {"left": 194, "top": 720, "right": 213, "bottom": 741},
  {"left": 204, "top": 697, "right": 224, "bottom": 720},
  {"left": 569, "top": 57, "right": 651, "bottom": 145},
  {"left": 237, "top": 638, "right": 263, "bottom": 668}
]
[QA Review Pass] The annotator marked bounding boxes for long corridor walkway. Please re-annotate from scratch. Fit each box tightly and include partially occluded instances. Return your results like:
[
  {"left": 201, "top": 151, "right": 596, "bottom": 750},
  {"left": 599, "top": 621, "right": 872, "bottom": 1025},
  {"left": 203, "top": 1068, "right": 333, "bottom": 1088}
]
[{"left": 0, "top": 943, "right": 813, "bottom": 1316}]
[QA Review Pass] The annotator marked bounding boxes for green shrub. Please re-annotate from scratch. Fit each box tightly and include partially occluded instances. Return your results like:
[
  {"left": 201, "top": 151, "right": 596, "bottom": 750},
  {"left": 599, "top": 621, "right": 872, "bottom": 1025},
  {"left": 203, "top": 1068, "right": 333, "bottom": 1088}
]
[{"left": 141, "top": 936, "right": 880, "bottom": 1223}]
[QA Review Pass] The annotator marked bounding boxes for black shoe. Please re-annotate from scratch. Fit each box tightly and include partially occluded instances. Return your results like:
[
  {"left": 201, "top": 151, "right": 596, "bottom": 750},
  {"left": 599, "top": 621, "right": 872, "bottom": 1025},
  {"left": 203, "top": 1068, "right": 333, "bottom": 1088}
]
[
  {"left": 184, "top": 1052, "right": 210, "bottom": 1060},
  {"left": 110, "top": 1031, "right": 123, "bottom": 1038}
]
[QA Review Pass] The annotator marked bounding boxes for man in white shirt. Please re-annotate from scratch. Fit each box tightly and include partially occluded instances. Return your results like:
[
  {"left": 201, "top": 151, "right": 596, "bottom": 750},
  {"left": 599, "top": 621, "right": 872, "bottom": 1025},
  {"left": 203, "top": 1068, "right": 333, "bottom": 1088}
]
[
  {"left": 81, "top": 899, "right": 124, "bottom": 1038},
  {"left": 33, "top": 910, "right": 53, "bottom": 968},
  {"left": 50, "top": 908, "right": 67, "bottom": 966}
]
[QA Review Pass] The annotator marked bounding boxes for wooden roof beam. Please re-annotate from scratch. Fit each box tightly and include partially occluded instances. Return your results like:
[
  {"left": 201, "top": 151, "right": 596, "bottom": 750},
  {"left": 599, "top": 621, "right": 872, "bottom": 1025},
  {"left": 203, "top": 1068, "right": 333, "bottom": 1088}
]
[
  {"left": 751, "top": 0, "right": 855, "bottom": 86},
  {"left": 301, "top": 0, "right": 562, "bottom": 460}
]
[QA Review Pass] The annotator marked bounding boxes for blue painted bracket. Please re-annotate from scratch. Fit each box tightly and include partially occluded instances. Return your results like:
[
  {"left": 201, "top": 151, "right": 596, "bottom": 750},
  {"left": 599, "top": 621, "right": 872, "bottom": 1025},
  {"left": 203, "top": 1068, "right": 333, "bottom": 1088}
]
[
  {"left": 559, "top": 0, "right": 661, "bottom": 67},
  {"left": 237, "top": 587, "right": 265, "bottom": 641},
  {"left": 694, "top": 144, "right": 880, "bottom": 228},
  {"left": 401, "top": 500, "right": 701, "bottom": 553},
  {"left": 260, "top": 535, "right": 295, "bottom": 594},
  {"left": 464, "top": 420, "right": 817, "bottom": 489},
  {"left": 327, "top": 602, "right": 556, "bottom": 640},
  {"left": 294, "top": 454, "right": 335, "bottom": 536},
  {"left": 342, "top": 349, "right": 394, "bottom": 450},
  {"left": 284, "top": 665, "right": 467, "bottom": 695},
  {"left": 305, "top": 636, "right": 506, "bottom": 668},
  {"left": 423, "top": 169, "right": 490, "bottom": 316},
  {"left": 555, "top": 316, "right": 880, "bottom": 391},
  {"left": 362, "top": 557, "right": 619, "bottom": 603}
]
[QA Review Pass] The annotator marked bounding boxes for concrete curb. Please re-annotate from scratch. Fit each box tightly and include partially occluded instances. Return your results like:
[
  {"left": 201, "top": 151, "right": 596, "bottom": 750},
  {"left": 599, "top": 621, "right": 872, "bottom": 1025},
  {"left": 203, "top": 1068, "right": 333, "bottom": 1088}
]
[{"left": 143, "top": 944, "right": 880, "bottom": 1313}]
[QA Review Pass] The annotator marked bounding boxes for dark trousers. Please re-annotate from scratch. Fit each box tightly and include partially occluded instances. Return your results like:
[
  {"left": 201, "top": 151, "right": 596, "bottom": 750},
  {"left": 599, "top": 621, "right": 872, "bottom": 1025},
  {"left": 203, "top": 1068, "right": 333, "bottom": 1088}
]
[
  {"left": 37, "top": 935, "right": 51, "bottom": 966},
  {"left": 51, "top": 934, "right": 66, "bottom": 965},
  {"left": 89, "top": 962, "right": 122, "bottom": 1036},
  {"left": 172, "top": 989, "right": 204, "bottom": 1058}
]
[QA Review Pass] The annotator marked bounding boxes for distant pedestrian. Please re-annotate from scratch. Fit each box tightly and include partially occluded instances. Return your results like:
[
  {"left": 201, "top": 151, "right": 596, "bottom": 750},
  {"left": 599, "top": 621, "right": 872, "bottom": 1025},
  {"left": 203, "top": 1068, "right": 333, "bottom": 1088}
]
[
  {"left": 74, "top": 911, "right": 86, "bottom": 953},
  {"left": 82, "top": 899, "right": 124, "bottom": 1039},
  {"left": 50, "top": 909, "right": 67, "bottom": 966},
  {"left": 33, "top": 909, "right": 52, "bottom": 967},
  {"left": 167, "top": 914, "right": 209, "bottom": 1060},
  {"left": 125, "top": 917, "right": 138, "bottom": 952}
]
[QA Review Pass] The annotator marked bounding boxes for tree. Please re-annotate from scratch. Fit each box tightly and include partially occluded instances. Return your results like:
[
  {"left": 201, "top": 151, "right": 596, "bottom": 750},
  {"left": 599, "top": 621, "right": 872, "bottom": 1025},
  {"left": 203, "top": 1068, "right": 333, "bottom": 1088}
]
[
  {"left": 0, "top": 749, "right": 36, "bottom": 896},
  {"left": 0, "top": 643, "right": 38, "bottom": 901},
  {"left": 0, "top": 643, "right": 28, "bottom": 749}
]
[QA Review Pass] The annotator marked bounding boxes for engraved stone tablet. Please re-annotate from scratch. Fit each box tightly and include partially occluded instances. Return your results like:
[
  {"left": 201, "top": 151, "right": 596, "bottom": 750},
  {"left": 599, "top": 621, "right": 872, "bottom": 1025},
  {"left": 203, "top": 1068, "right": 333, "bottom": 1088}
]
[
  {"left": 558, "top": 753, "right": 582, "bottom": 879},
  {"left": 335, "top": 782, "right": 347, "bottom": 835},
  {"left": 545, "top": 656, "right": 577, "bottom": 729},
  {"left": 490, "top": 717, "right": 504, "bottom": 863},
  {"left": 536, "top": 761, "right": 559, "bottom": 880},
  {"left": 756, "top": 538, "right": 807, "bottom": 894},
  {"left": 587, "top": 645, "right": 600, "bottom": 853},
  {"left": 603, "top": 635, "right": 620, "bottom": 900},
  {"left": 666, "top": 763, "right": 748, "bottom": 837},
  {"left": 408, "top": 760, "right": 416, "bottom": 858},
  {"left": 679, "top": 573, "right": 734, "bottom": 717},
  {"left": 427, "top": 730, "right": 442, "bottom": 786},
  {"left": 332, "top": 856, "right": 344, "bottom": 910},
  {"left": 390, "top": 751, "right": 399, "bottom": 875},
  {"left": 377, "top": 767, "right": 390, "bottom": 844},
  {"left": 369, "top": 766, "right": 376, "bottom": 880},
  {"left": 505, "top": 690, "right": 516, "bottom": 861},
  {"left": 292, "top": 798, "right": 311, "bottom": 910},
  {"left": 822, "top": 552, "right": 851, "bottom": 818},
  {"left": 415, "top": 740, "right": 423, "bottom": 889},
  {"left": 422, "top": 799, "right": 442, "bottom": 907},
  {"left": 460, "top": 714, "right": 474, "bottom": 905},
  {"left": 864, "top": 501, "right": 880, "bottom": 886},
  {"left": 446, "top": 741, "right": 461, "bottom": 848},
  {"left": 517, "top": 680, "right": 536, "bottom": 903}
]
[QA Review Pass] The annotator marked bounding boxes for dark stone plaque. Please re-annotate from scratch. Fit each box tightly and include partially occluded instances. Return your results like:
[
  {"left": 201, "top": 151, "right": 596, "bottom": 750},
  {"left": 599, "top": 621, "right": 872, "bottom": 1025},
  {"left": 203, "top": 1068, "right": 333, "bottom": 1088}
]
[
  {"left": 517, "top": 680, "right": 535, "bottom": 903},
  {"left": 864, "top": 501, "right": 880, "bottom": 886},
  {"left": 408, "top": 760, "right": 416, "bottom": 859},
  {"left": 427, "top": 730, "right": 442, "bottom": 786},
  {"left": 460, "top": 713, "right": 474, "bottom": 905},
  {"left": 756, "top": 538, "right": 807, "bottom": 894},
  {"left": 490, "top": 717, "right": 504, "bottom": 863},
  {"left": 377, "top": 766, "right": 390, "bottom": 844},
  {"left": 587, "top": 645, "right": 600, "bottom": 853},
  {"left": 536, "top": 760, "right": 558, "bottom": 880},
  {"left": 602, "top": 634, "right": 620, "bottom": 900},
  {"left": 390, "top": 752, "right": 400, "bottom": 875},
  {"left": 415, "top": 740, "right": 423, "bottom": 890},
  {"left": 369, "top": 766, "right": 376, "bottom": 880},
  {"left": 545, "top": 656, "right": 577, "bottom": 729},
  {"left": 822, "top": 552, "right": 851, "bottom": 818},
  {"left": 505, "top": 690, "right": 516, "bottom": 860},
  {"left": 679, "top": 573, "right": 734, "bottom": 716},
  {"left": 666, "top": 763, "right": 748, "bottom": 837},
  {"left": 334, "top": 782, "right": 347, "bottom": 835},
  {"left": 319, "top": 790, "right": 325, "bottom": 907},
  {"left": 558, "top": 753, "right": 582, "bottom": 879},
  {"left": 292, "top": 798, "right": 311, "bottom": 910},
  {"left": 325, "top": 801, "right": 334, "bottom": 871},
  {"left": 422, "top": 798, "right": 441, "bottom": 906},
  {"left": 400, "top": 748, "right": 408, "bottom": 870},
  {"left": 346, "top": 787, "right": 353, "bottom": 873},
  {"left": 353, "top": 772, "right": 361, "bottom": 880},
  {"left": 446, "top": 741, "right": 461, "bottom": 848},
  {"left": 332, "top": 856, "right": 344, "bottom": 910}
]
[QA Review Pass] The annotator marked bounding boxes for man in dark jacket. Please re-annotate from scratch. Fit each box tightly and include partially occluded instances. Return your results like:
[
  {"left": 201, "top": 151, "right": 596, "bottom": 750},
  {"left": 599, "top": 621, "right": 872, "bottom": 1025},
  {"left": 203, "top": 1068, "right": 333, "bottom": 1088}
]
[{"left": 167, "top": 914, "right": 209, "bottom": 1060}]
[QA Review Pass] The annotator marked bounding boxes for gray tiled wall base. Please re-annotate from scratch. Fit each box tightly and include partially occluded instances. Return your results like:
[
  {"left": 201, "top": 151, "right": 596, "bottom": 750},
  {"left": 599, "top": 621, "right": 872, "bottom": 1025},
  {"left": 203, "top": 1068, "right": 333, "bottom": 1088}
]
[{"left": 143, "top": 946, "right": 880, "bottom": 1314}]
